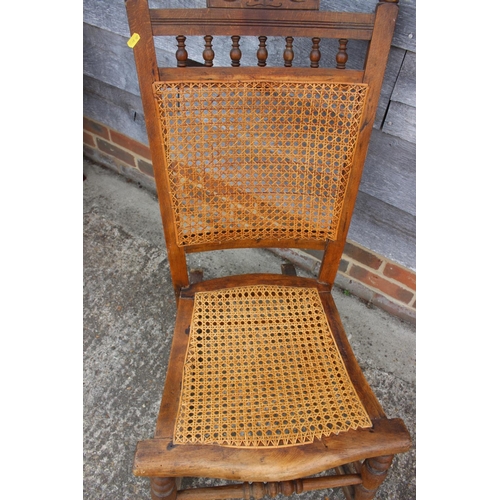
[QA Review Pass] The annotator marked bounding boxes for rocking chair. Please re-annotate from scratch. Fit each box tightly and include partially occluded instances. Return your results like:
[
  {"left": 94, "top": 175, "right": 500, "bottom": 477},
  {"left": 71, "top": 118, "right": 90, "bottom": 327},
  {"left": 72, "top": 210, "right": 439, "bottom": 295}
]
[{"left": 124, "top": 0, "right": 411, "bottom": 498}]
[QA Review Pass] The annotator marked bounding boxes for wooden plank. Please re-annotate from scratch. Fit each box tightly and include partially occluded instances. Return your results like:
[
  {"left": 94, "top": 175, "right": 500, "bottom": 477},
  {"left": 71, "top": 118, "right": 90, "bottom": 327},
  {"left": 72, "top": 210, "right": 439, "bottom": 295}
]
[
  {"left": 320, "top": 0, "right": 415, "bottom": 52},
  {"left": 391, "top": 0, "right": 416, "bottom": 52},
  {"left": 83, "top": 0, "right": 205, "bottom": 37},
  {"left": 180, "top": 274, "right": 331, "bottom": 297},
  {"left": 349, "top": 191, "right": 416, "bottom": 271},
  {"left": 83, "top": 0, "right": 207, "bottom": 55},
  {"left": 383, "top": 100, "right": 416, "bottom": 144},
  {"left": 154, "top": 296, "right": 194, "bottom": 438},
  {"left": 361, "top": 128, "right": 416, "bottom": 216},
  {"left": 183, "top": 238, "right": 327, "bottom": 254},
  {"left": 83, "top": 23, "right": 141, "bottom": 96},
  {"left": 84, "top": 0, "right": 130, "bottom": 36},
  {"left": 150, "top": 9, "right": 375, "bottom": 39},
  {"left": 391, "top": 50, "right": 416, "bottom": 107},
  {"left": 83, "top": 75, "right": 149, "bottom": 145},
  {"left": 158, "top": 66, "right": 364, "bottom": 82},
  {"left": 374, "top": 46, "right": 405, "bottom": 129},
  {"left": 84, "top": 22, "right": 178, "bottom": 96},
  {"left": 133, "top": 418, "right": 411, "bottom": 479}
]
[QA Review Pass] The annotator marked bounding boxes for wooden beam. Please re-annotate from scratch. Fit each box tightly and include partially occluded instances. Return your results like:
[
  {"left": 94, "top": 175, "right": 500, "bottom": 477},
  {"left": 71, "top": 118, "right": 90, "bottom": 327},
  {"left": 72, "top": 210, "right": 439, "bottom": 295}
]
[
  {"left": 134, "top": 418, "right": 412, "bottom": 480},
  {"left": 150, "top": 9, "right": 375, "bottom": 39},
  {"left": 176, "top": 475, "right": 362, "bottom": 500},
  {"left": 158, "top": 67, "right": 365, "bottom": 82}
]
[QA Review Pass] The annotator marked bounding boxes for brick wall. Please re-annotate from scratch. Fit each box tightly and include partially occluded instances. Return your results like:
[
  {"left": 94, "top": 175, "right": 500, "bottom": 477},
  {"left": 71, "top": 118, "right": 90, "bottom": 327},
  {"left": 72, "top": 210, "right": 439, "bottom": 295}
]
[
  {"left": 337, "top": 244, "right": 415, "bottom": 322},
  {"left": 84, "top": 117, "right": 416, "bottom": 324}
]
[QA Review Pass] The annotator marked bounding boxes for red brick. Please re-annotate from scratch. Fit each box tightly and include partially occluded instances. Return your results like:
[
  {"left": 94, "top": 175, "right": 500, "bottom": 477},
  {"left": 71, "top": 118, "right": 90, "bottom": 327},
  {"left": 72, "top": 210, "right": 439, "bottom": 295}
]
[
  {"left": 96, "top": 138, "right": 136, "bottom": 167},
  {"left": 83, "top": 131, "right": 95, "bottom": 147},
  {"left": 83, "top": 117, "right": 109, "bottom": 140},
  {"left": 110, "top": 130, "right": 152, "bottom": 160},
  {"left": 343, "top": 242, "right": 382, "bottom": 270},
  {"left": 371, "top": 293, "right": 416, "bottom": 325},
  {"left": 383, "top": 263, "right": 416, "bottom": 290},
  {"left": 138, "top": 159, "right": 154, "bottom": 177},
  {"left": 349, "top": 264, "right": 414, "bottom": 304}
]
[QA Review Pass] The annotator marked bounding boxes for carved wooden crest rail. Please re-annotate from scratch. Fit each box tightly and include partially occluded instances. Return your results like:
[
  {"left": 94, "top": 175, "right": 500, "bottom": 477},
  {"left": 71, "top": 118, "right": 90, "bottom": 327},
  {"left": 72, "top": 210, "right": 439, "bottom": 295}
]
[{"left": 208, "top": 0, "right": 320, "bottom": 10}]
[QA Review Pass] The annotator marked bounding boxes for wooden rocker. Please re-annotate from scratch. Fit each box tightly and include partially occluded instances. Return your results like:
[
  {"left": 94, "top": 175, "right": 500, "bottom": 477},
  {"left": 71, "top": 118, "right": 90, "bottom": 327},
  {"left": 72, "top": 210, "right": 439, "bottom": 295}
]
[{"left": 124, "top": 0, "right": 411, "bottom": 498}]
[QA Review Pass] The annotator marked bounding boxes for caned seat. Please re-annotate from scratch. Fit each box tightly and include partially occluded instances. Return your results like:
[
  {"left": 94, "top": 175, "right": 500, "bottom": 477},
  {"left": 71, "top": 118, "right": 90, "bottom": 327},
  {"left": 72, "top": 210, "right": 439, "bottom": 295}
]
[
  {"left": 175, "top": 284, "right": 372, "bottom": 448},
  {"left": 125, "top": 1, "right": 411, "bottom": 499}
]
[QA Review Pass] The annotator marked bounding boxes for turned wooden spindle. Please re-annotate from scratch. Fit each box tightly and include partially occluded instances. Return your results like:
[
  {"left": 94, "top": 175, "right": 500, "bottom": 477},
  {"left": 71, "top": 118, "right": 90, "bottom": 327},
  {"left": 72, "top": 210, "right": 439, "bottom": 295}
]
[
  {"left": 283, "top": 36, "right": 294, "bottom": 67},
  {"left": 151, "top": 477, "right": 178, "bottom": 500},
  {"left": 230, "top": 35, "right": 241, "bottom": 67},
  {"left": 175, "top": 35, "right": 188, "bottom": 67},
  {"left": 310, "top": 37, "right": 321, "bottom": 68},
  {"left": 353, "top": 455, "right": 394, "bottom": 500},
  {"left": 176, "top": 475, "right": 362, "bottom": 500},
  {"left": 336, "top": 38, "right": 348, "bottom": 69},
  {"left": 257, "top": 36, "right": 268, "bottom": 67},
  {"left": 242, "top": 479, "right": 304, "bottom": 499},
  {"left": 203, "top": 35, "right": 214, "bottom": 67}
]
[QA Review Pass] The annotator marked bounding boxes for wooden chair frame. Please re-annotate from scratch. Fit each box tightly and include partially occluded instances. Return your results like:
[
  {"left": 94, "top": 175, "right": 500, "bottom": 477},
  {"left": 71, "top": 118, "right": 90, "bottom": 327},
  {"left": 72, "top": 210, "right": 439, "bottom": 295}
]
[{"left": 124, "top": 1, "right": 411, "bottom": 499}]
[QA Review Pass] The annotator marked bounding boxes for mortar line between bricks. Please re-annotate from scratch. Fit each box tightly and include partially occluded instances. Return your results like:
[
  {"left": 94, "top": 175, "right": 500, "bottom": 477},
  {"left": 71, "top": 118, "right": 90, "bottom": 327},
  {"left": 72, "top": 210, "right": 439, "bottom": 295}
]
[
  {"left": 339, "top": 270, "right": 416, "bottom": 310},
  {"left": 89, "top": 132, "right": 152, "bottom": 164},
  {"left": 348, "top": 260, "right": 416, "bottom": 294}
]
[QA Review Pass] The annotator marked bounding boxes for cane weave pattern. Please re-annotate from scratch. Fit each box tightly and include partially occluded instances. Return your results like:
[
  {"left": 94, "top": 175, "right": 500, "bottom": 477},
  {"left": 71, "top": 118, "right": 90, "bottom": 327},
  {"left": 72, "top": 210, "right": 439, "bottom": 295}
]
[
  {"left": 153, "top": 81, "right": 368, "bottom": 247},
  {"left": 174, "top": 285, "right": 372, "bottom": 448}
]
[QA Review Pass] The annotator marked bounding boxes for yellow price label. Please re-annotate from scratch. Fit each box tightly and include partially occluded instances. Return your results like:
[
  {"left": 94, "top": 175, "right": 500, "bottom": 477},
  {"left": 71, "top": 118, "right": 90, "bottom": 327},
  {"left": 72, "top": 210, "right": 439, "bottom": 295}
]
[{"left": 127, "top": 33, "right": 140, "bottom": 48}]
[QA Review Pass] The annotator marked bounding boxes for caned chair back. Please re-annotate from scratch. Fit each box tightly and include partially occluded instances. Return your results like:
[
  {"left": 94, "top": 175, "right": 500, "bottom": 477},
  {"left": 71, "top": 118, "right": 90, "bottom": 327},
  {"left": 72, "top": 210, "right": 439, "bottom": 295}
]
[{"left": 126, "top": 0, "right": 399, "bottom": 297}]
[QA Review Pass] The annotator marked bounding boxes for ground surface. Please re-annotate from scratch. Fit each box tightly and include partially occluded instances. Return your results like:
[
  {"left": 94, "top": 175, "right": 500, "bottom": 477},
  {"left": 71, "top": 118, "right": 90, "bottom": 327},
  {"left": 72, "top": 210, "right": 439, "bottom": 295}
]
[{"left": 83, "top": 159, "right": 416, "bottom": 499}]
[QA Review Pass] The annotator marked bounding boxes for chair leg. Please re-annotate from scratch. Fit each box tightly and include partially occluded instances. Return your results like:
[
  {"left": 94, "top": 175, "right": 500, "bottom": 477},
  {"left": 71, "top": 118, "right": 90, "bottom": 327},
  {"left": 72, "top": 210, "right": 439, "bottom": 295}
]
[
  {"left": 151, "top": 477, "right": 178, "bottom": 500},
  {"left": 353, "top": 455, "right": 393, "bottom": 500}
]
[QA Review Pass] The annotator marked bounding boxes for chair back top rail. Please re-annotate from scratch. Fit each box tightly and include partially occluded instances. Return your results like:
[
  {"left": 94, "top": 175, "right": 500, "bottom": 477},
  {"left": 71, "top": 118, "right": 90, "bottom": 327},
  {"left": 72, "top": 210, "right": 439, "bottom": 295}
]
[{"left": 149, "top": 8, "right": 375, "bottom": 39}]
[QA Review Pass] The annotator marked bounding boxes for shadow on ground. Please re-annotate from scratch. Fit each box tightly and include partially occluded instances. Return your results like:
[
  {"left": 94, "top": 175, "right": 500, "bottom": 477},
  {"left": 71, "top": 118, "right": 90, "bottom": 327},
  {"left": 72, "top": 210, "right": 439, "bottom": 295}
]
[{"left": 83, "top": 159, "right": 416, "bottom": 499}]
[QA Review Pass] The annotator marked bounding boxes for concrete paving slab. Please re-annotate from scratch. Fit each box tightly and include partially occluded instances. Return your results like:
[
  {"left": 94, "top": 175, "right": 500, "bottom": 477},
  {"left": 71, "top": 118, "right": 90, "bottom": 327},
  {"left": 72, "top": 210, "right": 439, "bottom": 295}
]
[{"left": 83, "top": 159, "right": 415, "bottom": 499}]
